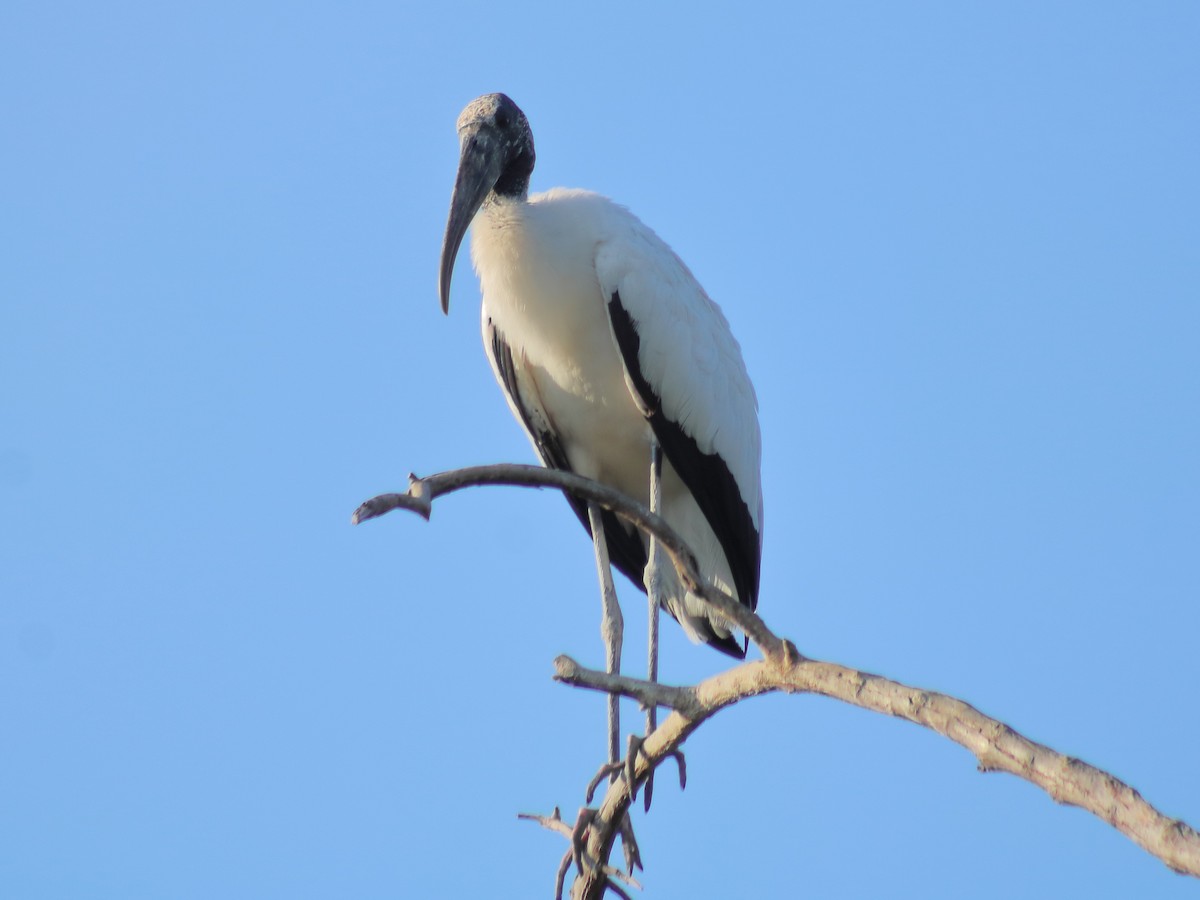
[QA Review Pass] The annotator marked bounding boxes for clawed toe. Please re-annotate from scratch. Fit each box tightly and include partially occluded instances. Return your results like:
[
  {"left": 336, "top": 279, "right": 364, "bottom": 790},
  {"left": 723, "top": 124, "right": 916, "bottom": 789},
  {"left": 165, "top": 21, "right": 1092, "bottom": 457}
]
[{"left": 584, "top": 736, "right": 687, "bottom": 810}]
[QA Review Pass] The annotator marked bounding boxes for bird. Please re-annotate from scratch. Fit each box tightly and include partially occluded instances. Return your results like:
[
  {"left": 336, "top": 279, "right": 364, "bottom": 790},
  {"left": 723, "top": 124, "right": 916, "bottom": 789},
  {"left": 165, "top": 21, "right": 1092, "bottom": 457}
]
[{"left": 437, "top": 93, "right": 762, "bottom": 790}]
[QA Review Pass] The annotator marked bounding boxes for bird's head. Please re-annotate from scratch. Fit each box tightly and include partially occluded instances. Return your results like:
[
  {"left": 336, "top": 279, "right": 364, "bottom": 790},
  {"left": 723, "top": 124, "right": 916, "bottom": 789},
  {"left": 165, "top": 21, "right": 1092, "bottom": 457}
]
[{"left": 438, "top": 93, "right": 536, "bottom": 314}]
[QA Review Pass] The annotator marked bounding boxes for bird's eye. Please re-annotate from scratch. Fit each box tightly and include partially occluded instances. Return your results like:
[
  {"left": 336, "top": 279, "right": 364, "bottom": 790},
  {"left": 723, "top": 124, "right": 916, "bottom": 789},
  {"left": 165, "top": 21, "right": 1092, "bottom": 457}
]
[{"left": 495, "top": 110, "right": 511, "bottom": 129}]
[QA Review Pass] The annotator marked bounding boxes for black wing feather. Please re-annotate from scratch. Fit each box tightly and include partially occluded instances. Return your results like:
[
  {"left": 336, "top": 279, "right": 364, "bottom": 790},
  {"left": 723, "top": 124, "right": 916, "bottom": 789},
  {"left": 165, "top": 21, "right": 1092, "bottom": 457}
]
[
  {"left": 606, "top": 292, "right": 762, "bottom": 628},
  {"left": 487, "top": 319, "right": 648, "bottom": 588}
]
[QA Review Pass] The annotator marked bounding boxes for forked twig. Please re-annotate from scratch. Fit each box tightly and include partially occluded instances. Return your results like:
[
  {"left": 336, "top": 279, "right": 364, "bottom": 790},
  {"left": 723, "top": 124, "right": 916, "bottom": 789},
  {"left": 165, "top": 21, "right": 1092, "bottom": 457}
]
[
  {"left": 518, "top": 810, "right": 644, "bottom": 899},
  {"left": 353, "top": 464, "right": 783, "bottom": 658}
]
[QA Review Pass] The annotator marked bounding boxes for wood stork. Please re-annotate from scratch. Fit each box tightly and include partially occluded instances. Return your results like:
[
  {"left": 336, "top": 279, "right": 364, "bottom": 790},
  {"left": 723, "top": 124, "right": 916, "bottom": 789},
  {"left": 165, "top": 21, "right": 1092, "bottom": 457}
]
[{"left": 438, "top": 93, "right": 762, "bottom": 786}]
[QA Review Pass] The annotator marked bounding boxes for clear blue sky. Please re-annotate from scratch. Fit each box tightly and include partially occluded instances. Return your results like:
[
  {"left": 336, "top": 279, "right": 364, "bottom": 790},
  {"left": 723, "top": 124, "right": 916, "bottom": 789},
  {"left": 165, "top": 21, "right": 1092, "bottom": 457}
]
[{"left": 2, "top": 3, "right": 1197, "bottom": 897}]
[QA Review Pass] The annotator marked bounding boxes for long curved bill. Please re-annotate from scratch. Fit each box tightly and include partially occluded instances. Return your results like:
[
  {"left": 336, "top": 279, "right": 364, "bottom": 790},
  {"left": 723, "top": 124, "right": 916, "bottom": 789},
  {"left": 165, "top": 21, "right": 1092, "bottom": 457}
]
[{"left": 438, "top": 128, "right": 504, "bottom": 314}]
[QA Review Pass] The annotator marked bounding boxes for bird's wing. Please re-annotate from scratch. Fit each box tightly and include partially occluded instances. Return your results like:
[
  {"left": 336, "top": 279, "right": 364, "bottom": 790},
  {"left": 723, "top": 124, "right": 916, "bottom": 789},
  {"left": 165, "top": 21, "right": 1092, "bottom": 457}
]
[
  {"left": 482, "top": 312, "right": 649, "bottom": 588},
  {"left": 596, "top": 233, "right": 763, "bottom": 613}
]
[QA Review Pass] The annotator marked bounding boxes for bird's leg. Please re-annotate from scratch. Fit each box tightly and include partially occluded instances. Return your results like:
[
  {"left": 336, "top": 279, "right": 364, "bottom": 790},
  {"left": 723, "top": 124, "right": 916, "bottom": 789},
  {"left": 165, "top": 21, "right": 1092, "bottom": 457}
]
[
  {"left": 641, "top": 442, "right": 665, "bottom": 810},
  {"left": 587, "top": 503, "right": 624, "bottom": 779}
]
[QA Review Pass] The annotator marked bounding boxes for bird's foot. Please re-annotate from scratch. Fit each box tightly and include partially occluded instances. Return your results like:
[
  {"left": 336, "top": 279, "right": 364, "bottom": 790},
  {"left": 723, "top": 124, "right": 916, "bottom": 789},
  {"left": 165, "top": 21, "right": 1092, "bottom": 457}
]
[
  {"left": 567, "top": 807, "right": 641, "bottom": 889},
  {"left": 617, "top": 810, "right": 643, "bottom": 877},
  {"left": 569, "top": 807, "right": 599, "bottom": 880},
  {"left": 585, "top": 761, "right": 624, "bottom": 803},
  {"left": 584, "top": 736, "right": 686, "bottom": 807},
  {"left": 517, "top": 806, "right": 644, "bottom": 899},
  {"left": 627, "top": 735, "right": 686, "bottom": 812},
  {"left": 623, "top": 734, "right": 649, "bottom": 805}
]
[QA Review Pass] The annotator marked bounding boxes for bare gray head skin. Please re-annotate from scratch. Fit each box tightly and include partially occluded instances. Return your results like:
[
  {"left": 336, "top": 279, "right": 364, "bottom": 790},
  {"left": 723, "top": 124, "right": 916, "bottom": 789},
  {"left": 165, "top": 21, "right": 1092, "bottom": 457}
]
[{"left": 438, "top": 93, "right": 536, "bottom": 314}]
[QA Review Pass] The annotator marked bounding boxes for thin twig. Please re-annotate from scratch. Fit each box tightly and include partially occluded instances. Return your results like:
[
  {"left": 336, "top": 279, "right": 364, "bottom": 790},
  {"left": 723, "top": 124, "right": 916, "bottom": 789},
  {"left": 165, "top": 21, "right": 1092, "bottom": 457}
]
[
  {"left": 554, "top": 655, "right": 701, "bottom": 716},
  {"left": 352, "top": 464, "right": 784, "bottom": 658}
]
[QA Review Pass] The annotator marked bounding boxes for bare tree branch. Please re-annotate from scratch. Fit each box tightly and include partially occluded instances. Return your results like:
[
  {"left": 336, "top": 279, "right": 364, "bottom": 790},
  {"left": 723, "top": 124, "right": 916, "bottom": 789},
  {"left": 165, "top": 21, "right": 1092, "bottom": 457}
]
[
  {"left": 352, "top": 465, "right": 785, "bottom": 659},
  {"left": 353, "top": 463, "right": 1200, "bottom": 896},
  {"left": 553, "top": 655, "right": 701, "bottom": 716},
  {"left": 567, "top": 655, "right": 1200, "bottom": 897}
]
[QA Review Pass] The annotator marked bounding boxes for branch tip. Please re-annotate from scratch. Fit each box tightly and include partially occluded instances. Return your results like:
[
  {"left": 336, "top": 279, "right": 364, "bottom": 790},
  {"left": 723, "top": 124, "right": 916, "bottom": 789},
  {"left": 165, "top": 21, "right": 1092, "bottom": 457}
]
[
  {"left": 350, "top": 490, "right": 431, "bottom": 523},
  {"left": 553, "top": 654, "right": 580, "bottom": 681},
  {"left": 781, "top": 639, "right": 804, "bottom": 668}
]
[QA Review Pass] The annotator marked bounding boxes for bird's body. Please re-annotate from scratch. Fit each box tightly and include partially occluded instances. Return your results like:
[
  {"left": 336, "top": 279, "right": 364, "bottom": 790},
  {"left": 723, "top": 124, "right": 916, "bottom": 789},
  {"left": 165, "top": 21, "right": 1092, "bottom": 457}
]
[
  {"left": 468, "top": 186, "right": 762, "bottom": 653},
  {"left": 475, "top": 191, "right": 652, "bottom": 498},
  {"left": 439, "top": 92, "right": 762, "bottom": 662}
]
